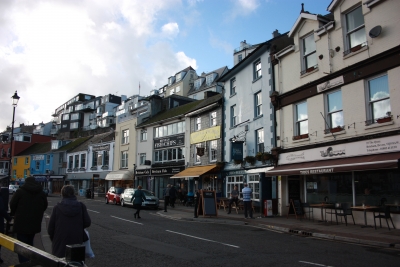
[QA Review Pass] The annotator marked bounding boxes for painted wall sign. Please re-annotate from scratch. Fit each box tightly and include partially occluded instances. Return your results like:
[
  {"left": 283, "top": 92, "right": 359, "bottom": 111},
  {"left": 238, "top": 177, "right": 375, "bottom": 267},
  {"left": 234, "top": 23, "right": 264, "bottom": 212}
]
[
  {"left": 279, "top": 135, "right": 400, "bottom": 165},
  {"left": 317, "top": 76, "right": 344, "bottom": 93},
  {"left": 190, "top": 126, "right": 221, "bottom": 144},
  {"left": 154, "top": 134, "right": 184, "bottom": 149}
]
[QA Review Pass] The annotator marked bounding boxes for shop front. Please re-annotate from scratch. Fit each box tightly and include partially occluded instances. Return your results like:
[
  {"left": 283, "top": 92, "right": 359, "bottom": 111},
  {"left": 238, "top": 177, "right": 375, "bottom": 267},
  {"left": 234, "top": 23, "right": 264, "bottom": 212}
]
[
  {"left": 32, "top": 174, "right": 65, "bottom": 194},
  {"left": 135, "top": 168, "right": 151, "bottom": 191},
  {"left": 266, "top": 136, "right": 400, "bottom": 225},
  {"left": 105, "top": 170, "right": 134, "bottom": 189}
]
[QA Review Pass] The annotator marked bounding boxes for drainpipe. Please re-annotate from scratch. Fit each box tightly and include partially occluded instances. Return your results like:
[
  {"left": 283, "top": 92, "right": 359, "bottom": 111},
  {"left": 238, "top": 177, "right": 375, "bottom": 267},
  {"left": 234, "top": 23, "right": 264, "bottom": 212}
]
[{"left": 323, "top": 24, "right": 333, "bottom": 74}]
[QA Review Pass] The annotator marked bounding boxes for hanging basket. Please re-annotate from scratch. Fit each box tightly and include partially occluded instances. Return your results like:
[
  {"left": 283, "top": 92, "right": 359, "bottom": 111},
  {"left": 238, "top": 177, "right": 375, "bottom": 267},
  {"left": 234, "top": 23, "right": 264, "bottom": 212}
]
[
  {"left": 245, "top": 156, "right": 256, "bottom": 166},
  {"left": 233, "top": 159, "right": 243, "bottom": 165}
]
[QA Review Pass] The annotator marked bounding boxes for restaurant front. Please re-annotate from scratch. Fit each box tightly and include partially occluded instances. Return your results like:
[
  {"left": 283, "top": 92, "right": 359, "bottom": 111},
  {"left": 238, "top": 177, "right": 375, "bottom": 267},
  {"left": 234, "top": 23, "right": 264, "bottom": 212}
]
[{"left": 267, "top": 135, "right": 400, "bottom": 227}]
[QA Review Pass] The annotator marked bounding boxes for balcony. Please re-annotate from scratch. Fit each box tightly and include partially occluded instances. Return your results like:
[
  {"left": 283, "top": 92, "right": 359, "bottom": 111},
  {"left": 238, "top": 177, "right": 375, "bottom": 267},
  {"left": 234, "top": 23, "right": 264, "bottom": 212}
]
[{"left": 102, "top": 111, "right": 115, "bottom": 118}]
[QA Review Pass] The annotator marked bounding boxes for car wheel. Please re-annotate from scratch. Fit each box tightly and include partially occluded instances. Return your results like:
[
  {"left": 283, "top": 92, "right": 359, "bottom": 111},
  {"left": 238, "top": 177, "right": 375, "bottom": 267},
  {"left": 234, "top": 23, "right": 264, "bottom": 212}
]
[
  {"left": 121, "top": 199, "right": 124, "bottom": 207},
  {"left": 105, "top": 197, "right": 109, "bottom": 204}
]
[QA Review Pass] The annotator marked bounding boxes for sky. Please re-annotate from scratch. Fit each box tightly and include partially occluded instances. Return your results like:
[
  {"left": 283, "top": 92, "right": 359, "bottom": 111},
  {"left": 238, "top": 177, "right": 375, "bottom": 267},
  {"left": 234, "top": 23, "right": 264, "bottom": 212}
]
[{"left": 0, "top": 0, "right": 331, "bottom": 132}]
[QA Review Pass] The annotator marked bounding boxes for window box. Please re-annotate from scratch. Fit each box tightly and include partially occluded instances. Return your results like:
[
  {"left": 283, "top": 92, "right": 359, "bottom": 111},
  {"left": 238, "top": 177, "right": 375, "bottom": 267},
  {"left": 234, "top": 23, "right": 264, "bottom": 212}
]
[
  {"left": 244, "top": 156, "right": 256, "bottom": 166},
  {"left": 101, "top": 165, "right": 109, "bottom": 170},
  {"left": 90, "top": 166, "right": 98, "bottom": 170},
  {"left": 376, "top": 116, "right": 392, "bottom": 123},
  {"left": 79, "top": 167, "right": 86, "bottom": 171},
  {"left": 293, "top": 134, "right": 309, "bottom": 140},
  {"left": 350, "top": 44, "right": 362, "bottom": 53},
  {"left": 306, "top": 66, "right": 316, "bottom": 73},
  {"left": 329, "top": 126, "right": 344, "bottom": 133}
]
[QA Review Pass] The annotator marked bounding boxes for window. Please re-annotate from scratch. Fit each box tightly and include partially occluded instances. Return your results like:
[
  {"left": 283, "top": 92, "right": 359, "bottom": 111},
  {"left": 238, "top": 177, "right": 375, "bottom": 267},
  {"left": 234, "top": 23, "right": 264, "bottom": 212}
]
[
  {"left": 97, "top": 152, "right": 103, "bottom": 166},
  {"left": 140, "top": 153, "right": 146, "bottom": 165},
  {"left": 255, "top": 92, "right": 262, "bottom": 117},
  {"left": 195, "top": 117, "right": 201, "bottom": 131},
  {"left": 231, "top": 105, "right": 237, "bottom": 127},
  {"left": 121, "top": 151, "right": 128, "bottom": 168},
  {"left": 230, "top": 78, "right": 236, "bottom": 95},
  {"left": 14, "top": 158, "right": 17, "bottom": 165},
  {"left": 13, "top": 170, "right": 16, "bottom": 179},
  {"left": 154, "top": 147, "right": 185, "bottom": 163},
  {"left": 367, "top": 74, "right": 390, "bottom": 121},
  {"left": 238, "top": 54, "right": 242, "bottom": 62},
  {"left": 92, "top": 151, "right": 98, "bottom": 166},
  {"left": 25, "top": 157, "right": 29, "bottom": 164},
  {"left": 103, "top": 151, "right": 109, "bottom": 166},
  {"left": 140, "top": 129, "right": 147, "bottom": 141},
  {"left": 46, "top": 155, "right": 51, "bottom": 165},
  {"left": 210, "top": 111, "right": 217, "bottom": 126},
  {"left": 345, "top": 6, "right": 366, "bottom": 51},
  {"left": 256, "top": 128, "right": 264, "bottom": 153},
  {"left": 195, "top": 143, "right": 201, "bottom": 163},
  {"left": 59, "top": 153, "right": 64, "bottom": 164},
  {"left": 35, "top": 161, "right": 40, "bottom": 171},
  {"left": 70, "top": 122, "right": 78, "bottom": 129},
  {"left": 194, "top": 79, "right": 202, "bottom": 90},
  {"left": 80, "top": 154, "right": 86, "bottom": 168},
  {"left": 170, "top": 88, "right": 175, "bottom": 95},
  {"left": 248, "top": 174, "right": 260, "bottom": 201},
  {"left": 254, "top": 60, "right": 261, "bottom": 80},
  {"left": 302, "top": 33, "right": 317, "bottom": 71},
  {"left": 24, "top": 169, "right": 27, "bottom": 178},
  {"left": 295, "top": 102, "right": 308, "bottom": 135},
  {"left": 206, "top": 74, "right": 214, "bottom": 86},
  {"left": 155, "top": 121, "right": 185, "bottom": 137},
  {"left": 226, "top": 175, "right": 244, "bottom": 198},
  {"left": 74, "top": 155, "right": 79, "bottom": 168},
  {"left": 62, "top": 114, "right": 70, "bottom": 120},
  {"left": 122, "top": 129, "right": 129, "bottom": 144},
  {"left": 175, "top": 86, "right": 180, "bottom": 93},
  {"left": 209, "top": 140, "right": 217, "bottom": 162},
  {"left": 327, "top": 90, "right": 343, "bottom": 128},
  {"left": 71, "top": 113, "right": 80, "bottom": 120}
]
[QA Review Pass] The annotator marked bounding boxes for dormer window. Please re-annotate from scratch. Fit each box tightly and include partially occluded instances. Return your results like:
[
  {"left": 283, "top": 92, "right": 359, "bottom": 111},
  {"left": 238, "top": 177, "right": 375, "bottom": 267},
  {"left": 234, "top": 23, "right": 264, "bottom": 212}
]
[
  {"left": 176, "top": 71, "right": 186, "bottom": 82},
  {"left": 168, "top": 76, "right": 176, "bottom": 86},
  {"left": 194, "top": 79, "right": 203, "bottom": 90},
  {"left": 51, "top": 140, "right": 59, "bottom": 150},
  {"left": 206, "top": 74, "right": 215, "bottom": 86}
]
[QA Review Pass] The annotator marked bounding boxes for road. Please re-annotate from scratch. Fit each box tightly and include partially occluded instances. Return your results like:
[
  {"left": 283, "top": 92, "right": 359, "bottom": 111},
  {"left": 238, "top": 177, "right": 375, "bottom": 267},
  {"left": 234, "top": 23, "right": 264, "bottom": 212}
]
[{"left": 45, "top": 197, "right": 400, "bottom": 267}]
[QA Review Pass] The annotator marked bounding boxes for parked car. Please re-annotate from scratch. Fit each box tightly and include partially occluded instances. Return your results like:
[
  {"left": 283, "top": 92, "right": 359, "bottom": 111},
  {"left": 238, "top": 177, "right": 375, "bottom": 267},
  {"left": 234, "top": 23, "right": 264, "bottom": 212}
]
[
  {"left": 9, "top": 185, "right": 19, "bottom": 194},
  {"left": 105, "top": 187, "right": 124, "bottom": 205},
  {"left": 120, "top": 188, "right": 159, "bottom": 209}
]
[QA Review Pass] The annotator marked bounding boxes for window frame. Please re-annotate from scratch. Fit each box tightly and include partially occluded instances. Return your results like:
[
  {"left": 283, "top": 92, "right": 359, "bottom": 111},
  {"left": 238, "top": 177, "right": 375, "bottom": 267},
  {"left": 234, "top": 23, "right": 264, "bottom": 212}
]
[
  {"left": 326, "top": 89, "right": 344, "bottom": 129},
  {"left": 256, "top": 128, "right": 264, "bottom": 153},
  {"left": 46, "top": 155, "right": 51, "bottom": 165},
  {"left": 366, "top": 73, "right": 390, "bottom": 122},
  {"left": 195, "top": 117, "right": 201, "bottom": 131},
  {"left": 344, "top": 5, "right": 366, "bottom": 52},
  {"left": 140, "top": 129, "right": 147, "bottom": 141},
  {"left": 253, "top": 60, "right": 262, "bottom": 80},
  {"left": 255, "top": 91, "right": 262, "bottom": 117},
  {"left": 231, "top": 105, "right": 237, "bottom": 127},
  {"left": 230, "top": 78, "right": 236, "bottom": 95},
  {"left": 301, "top": 33, "right": 317, "bottom": 72},
  {"left": 140, "top": 153, "right": 146, "bottom": 165},
  {"left": 121, "top": 151, "right": 128, "bottom": 168},
  {"left": 80, "top": 154, "right": 86, "bottom": 168},
  {"left": 209, "top": 140, "right": 217, "bottom": 162},
  {"left": 121, "top": 129, "right": 129, "bottom": 144},
  {"left": 294, "top": 101, "right": 308, "bottom": 136},
  {"left": 210, "top": 111, "right": 217, "bottom": 126}
]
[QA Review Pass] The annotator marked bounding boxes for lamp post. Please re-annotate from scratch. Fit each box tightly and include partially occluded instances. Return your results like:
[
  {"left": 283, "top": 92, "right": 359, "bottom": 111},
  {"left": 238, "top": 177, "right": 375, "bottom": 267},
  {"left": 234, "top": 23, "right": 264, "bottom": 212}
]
[{"left": 8, "top": 91, "right": 20, "bottom": 187}]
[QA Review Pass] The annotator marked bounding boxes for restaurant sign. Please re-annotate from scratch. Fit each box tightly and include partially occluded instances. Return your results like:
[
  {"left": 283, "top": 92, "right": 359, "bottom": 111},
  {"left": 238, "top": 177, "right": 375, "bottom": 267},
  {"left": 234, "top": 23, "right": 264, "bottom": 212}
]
[
  {"left": 154, "top": 134, "right": 184, "bottom": 149},
  {"left": 151, "top": 166, "right": 185, "bottom": 176},
  {"left": 135, "top": 169, "right": 151, "bottom": 176},
  {"left": 299, "top": 168, "right": 334, "bottom": 175}
]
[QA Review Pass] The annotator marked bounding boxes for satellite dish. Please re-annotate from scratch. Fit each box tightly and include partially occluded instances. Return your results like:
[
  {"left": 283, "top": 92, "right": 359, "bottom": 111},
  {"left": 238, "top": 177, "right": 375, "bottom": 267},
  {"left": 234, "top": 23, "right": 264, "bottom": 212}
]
[{"left": 369, "top": 25, "right": 382, "bottom": 38}]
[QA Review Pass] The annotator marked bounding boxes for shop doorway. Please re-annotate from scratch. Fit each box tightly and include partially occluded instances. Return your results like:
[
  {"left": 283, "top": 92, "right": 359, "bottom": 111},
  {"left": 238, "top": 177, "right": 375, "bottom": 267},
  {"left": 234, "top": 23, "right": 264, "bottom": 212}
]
[{"left": 288, "top": 178, "right": 301, "bottom": 201}]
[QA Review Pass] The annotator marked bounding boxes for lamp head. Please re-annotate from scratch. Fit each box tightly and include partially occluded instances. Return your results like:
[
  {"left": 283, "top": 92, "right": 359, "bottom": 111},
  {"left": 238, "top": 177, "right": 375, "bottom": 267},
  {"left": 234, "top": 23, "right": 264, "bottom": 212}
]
[{"left": 12, "top": 91, "right": 20, "bottom": 107}]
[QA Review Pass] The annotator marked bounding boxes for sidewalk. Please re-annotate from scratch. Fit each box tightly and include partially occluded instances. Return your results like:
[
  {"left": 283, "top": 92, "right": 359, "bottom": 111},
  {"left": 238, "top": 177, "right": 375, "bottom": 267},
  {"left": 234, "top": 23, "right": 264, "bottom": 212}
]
[{"left": 157, "top": 201, "right": 400, "bottom": 250}]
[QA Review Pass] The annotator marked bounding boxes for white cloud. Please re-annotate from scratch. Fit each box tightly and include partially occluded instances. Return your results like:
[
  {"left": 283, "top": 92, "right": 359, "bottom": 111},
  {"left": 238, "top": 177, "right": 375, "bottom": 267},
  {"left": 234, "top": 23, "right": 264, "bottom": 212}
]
[
  {"left": 225, "top": 0, "right": 260, "bottom": 21},
  {"left": 161, "top": 22, "right": 180, "bottom": 39}
]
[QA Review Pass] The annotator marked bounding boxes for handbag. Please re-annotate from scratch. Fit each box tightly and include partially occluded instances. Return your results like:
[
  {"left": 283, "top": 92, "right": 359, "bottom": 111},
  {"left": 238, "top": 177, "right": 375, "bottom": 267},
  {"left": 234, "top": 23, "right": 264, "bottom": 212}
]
[{"left": 83, "top": 229, "right": 95, "bottom": 258}]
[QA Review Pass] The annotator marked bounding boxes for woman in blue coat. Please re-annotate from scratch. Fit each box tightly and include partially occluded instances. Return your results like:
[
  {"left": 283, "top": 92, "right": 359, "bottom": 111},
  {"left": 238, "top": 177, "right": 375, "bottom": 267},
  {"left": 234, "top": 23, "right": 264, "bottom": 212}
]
[{"left": 131, "top": 185, "right": 146, "bottom": 219}]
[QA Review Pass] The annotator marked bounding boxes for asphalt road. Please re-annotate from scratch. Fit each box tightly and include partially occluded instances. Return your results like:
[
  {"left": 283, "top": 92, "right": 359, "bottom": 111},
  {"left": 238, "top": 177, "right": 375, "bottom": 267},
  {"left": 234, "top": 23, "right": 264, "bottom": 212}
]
[{"left": 45, "top": 197, "right": 400, "bottom": 267}]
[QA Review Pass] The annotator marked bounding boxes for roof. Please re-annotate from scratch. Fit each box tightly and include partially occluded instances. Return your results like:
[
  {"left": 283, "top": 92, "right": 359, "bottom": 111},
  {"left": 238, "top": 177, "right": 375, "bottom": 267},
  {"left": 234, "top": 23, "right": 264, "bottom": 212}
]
[
  {"left": 288, "top": 12, "right": 332, "bottom": 37},
  {"left": 69, "top": 131, "right": 115, "bottom": 153},
  {"left": 16, "top": 142, "right": 52, "bottom": 156},
  {"left": 185, "top": 94, "right": 223, "bottom": 116},
  {"left": 55, "top": 136, "right": 92, "bottom": 152},
  {"left": 137, "top": 101, "right": 201, "bottom": 128},
  {"left": 187, "top": 66, "right": 228, "bottom": 95}
]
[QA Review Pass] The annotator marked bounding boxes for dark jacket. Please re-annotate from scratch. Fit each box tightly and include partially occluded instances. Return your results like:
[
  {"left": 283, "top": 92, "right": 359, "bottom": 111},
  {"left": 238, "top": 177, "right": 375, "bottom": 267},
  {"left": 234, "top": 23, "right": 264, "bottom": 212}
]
[
  {"left": 0, "top": 191, "right": 11, "bottom": 234},
  {"left": 169, "top": 186, "right": 177, "bottom": 199},
  {"left": 10, "top": 177, "right": 48, "bottom": 234},
  {"left": 48, "top": 195, "right": 91, "bottom": 258},
  {"left": 132, "top": 189, "right": 146, "bottom": 205}
]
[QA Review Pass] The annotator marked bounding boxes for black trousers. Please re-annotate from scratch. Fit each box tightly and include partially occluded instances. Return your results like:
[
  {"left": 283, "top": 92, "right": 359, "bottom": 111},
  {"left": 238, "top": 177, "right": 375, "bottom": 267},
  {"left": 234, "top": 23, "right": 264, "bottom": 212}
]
[
  {"left": 164, "top": 196, "right": 170, "bottom": 211},
  {"left": 133, "top": 204, "right": 142, "bottom": 215},
  {"left": 244, "top": 201, "right": 253, "bottom": 218},
  {"left": 228, "top": 198, "right": 239, "bottom": 212}
]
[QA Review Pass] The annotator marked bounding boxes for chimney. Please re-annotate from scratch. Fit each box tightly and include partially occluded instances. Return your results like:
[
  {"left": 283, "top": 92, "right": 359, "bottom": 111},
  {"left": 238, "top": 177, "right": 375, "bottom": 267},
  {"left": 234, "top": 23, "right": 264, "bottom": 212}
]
[
  {"left": 204, "top": 91, "right": 219, "bottom": 99},
  {"left": 272, "top": 30, "right": 280, "bottom": 38}
]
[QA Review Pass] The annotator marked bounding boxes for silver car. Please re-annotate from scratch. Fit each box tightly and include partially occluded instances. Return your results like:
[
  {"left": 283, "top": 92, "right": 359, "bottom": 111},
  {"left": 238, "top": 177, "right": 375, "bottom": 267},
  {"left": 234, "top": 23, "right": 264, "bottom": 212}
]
[
  {"left": 120, "top": 188, "right": 159, "bottom": 209},
  {"left": 9, "top": 185, "right": 19, "bottom": 194}
]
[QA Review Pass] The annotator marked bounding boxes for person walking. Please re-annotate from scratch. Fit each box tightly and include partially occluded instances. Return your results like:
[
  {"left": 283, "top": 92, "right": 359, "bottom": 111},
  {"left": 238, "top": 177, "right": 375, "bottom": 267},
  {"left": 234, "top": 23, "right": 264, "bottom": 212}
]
[
  {"left": 47, "top": 185, "right": 91, "bottom": 258},
  {"left": 164, "top": 184, "right": 171, "bottom": 212},
  {"left": 169, "top": 185, "right": 177, "bottom": 208},
  {"left": 193, "top": 189, "right": 201, "bottom": 218},
  {"left": 10, "top": 176, "right": 48, "bottom": 263},
  {"left": 0, "top": 189, "right": 12, "bottom": 264},
  {"left": 227, "top": 185, "right": 239, "bottom": 214},
  {"left": 131, "top": 185, "right": 146, "bottom": 219},
  {"left": 242, "top": 183, "right": 254, "bottom": 219}
]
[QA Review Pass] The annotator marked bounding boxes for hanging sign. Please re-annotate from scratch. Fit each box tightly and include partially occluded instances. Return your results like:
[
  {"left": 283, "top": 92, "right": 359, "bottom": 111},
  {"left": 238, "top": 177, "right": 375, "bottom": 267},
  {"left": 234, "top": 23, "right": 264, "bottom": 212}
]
[{"left": 231, "top": 141, "right": 244, "bottom": 160}]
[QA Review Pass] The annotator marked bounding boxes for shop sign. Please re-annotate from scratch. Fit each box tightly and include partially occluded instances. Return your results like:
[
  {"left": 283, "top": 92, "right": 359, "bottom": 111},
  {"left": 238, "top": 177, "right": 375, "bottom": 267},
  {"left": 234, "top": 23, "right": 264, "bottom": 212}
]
[
  {"left": 33, "top": 155, "right": 45, "bottom": 161},
  {"left": 225, "top": 170, "right": 246, "bottom": 176},
  {"left": 151, "top": 166, "right": 184, "bottom": 176},
  {"left": 279, "top": 135, "right": 400, "bottom": 165},
  {"left": 317, "top": 76, "right": 344, "bottom": 93},
  {"left": 231, "top": 141, "right": 244, "bottom": 161},
  {"left": 300, "top": 168, "right": 334, "bottom": 175},
  {"left": 154, "top": 135, "right": 184, "bottom": 149},
  {"left": 190, "top": 126, "right": 221, "bottom": 144},
  {"left": 92, "top": 144, "right": 110, "bottom": 151},
  {"left": 136, "top": 169, "right": 150, "bottom": 176}
]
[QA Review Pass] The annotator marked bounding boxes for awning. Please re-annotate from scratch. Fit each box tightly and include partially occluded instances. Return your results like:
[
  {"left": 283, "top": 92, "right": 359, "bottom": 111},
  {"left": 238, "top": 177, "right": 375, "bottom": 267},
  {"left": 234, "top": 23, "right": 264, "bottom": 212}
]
[
  {"left": 171, "top": 165, "right": 217, "bottom": 179},
  {"left": 246, "top": 167, "right": 274, "bottom": 174},
  {"left": 266, "top": 152, "right": 400, "bottom": 176},
  {"left": 105, "top": 170, "right": 133, "bottom": 180}
]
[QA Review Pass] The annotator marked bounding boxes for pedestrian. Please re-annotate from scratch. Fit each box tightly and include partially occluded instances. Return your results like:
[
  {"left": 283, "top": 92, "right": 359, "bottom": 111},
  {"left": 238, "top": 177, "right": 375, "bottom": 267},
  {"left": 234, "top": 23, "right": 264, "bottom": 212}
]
[
  {"left": 227, "top": 185, "right": 239, "bottom": 214},
  {"left": 10, "top": 176, "right": 48, "bottom": 263},
  {"left": 0, "top": 188, "right": 12, "bottom": 264},
  {"left": 169, "top": 185, "right": 177, "bottom": 208},
  {"left": 164, "top": 184, "right": 171, "bottom": 212},
  {"left": 131, "top": 185, "right": 146, "bottom": 219},
  {"left": 47, "top": 185, "right": 91, "bottom": 258},
  {"left": 194, "top": 189, "right": 201, "bottom": 218},
  {"left": 242, "top": 183, "right": 254, "bottom": 219}
]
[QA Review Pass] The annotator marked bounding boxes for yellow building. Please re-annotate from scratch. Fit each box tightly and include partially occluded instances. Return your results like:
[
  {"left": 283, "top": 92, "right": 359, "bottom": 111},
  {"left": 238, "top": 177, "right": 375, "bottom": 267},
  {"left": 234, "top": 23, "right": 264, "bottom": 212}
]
[{"left": 12, "top": 155, "right": 30, "bottom": 183}]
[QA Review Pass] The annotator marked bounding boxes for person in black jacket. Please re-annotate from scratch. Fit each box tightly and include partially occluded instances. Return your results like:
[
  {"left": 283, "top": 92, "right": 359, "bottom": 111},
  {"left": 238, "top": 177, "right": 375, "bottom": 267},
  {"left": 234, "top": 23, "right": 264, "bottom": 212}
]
[
  {"left": 131, "top": 185, "right": 146, "bottom": 219},
  {"left": 169, "top": 185, "right": 177, "bottom": 208},
  {"left": 10, "top": 176, "right": 48, "bottom": 263},
  {"left": 0, "top": 189, "right": 12, "bottom": 263},
  {"left": 194, "top": 189, "right": 201, "bottom": 218}
]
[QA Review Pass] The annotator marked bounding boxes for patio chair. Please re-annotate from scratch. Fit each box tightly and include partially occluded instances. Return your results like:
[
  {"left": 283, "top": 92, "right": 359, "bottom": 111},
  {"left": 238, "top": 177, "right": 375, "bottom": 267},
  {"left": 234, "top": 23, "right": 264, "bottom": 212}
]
[
  {"left": 335, "top": 203, "right": 355, "bottom": 226},
  {"left": 301, "top": 202, "right": 313, "bottom": 221},
  {"left": 373, "top": 205, "right": 395, "bottom": 230}
]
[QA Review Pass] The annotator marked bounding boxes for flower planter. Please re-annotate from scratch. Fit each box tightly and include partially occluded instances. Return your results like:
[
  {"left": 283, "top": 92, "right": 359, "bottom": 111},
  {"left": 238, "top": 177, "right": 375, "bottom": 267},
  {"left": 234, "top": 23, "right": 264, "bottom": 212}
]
[
  {"left": 377, "top": 117, "right": 392, "bottom": 123},
  {"left": 330, "top": 126, "right": 343, "bottom": 133},
  {"left": 245, "top": 156, "right": 256, "bottom": 166},
  {"left": 293, "top": 134, "right": 309, "bottom": 140},
  {"left": 350, "top": 44, "right": 362, "bottom": 53}
]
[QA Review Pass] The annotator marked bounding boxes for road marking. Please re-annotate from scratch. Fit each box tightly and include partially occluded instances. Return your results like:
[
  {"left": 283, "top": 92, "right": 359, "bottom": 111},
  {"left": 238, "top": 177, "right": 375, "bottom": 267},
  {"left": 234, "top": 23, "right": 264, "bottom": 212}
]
[
  {"left": 87, "top": 209, "right": 100, "bottom": 213},
  {"left": 111, "top": 215, "right": 143, "bottom": 225},
  {"left": 299, "top": 261, "right": 334, "bottom": 267},
  {"left": 166, "top": 230, "right": 239, "bottom": 248}
]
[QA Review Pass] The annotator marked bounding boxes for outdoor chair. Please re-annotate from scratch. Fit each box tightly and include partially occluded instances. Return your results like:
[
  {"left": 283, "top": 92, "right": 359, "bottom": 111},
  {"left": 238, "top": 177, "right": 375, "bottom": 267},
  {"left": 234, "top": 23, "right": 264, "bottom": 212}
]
[
  {"left": 301, "top": 202, "right": 313, "bottom": 221},
  {"left": 335, "top": 203, "right": 355, "bottom": 226},
  {"left": 373, "top": 205, "right": 395, "bottom": 230}
]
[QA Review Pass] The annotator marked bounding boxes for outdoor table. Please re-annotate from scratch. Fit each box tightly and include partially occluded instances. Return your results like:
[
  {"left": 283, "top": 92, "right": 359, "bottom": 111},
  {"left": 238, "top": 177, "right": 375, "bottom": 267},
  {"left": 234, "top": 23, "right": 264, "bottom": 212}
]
[
  {"left": 351, "top": 206, "right": 379, "bottom": 228},
  {"left": 218, "top": 197, "right": 229, "bottom": 210},
  {"left": 310, "top": 203, "right": 334, "bottom": 222}
]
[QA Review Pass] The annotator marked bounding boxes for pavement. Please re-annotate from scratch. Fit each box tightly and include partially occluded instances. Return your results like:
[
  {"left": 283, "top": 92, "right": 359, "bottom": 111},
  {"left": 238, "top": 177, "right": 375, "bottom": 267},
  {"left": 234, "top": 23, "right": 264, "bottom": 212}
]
[{"left": 2, "top": 194, "right": 399, "bottom": 266}]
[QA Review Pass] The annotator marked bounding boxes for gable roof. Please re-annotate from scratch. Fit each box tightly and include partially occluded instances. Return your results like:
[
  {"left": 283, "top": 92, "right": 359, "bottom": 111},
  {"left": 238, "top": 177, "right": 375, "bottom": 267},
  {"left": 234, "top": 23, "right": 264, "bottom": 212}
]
[
  {"left": 288, "top": 11, "right": 332, "bottom": 37},
  {"left": 185, "top": 94, "right": 223, "bottom": 117},
  {"left": 69, "top": 131, "right": 115, "bottom": 153},
  {"left": 187, "top": 66, "right": 228, "bottom": 95},
  {"left": 16, "top": 142, "right": 52, "bottom": 156}
]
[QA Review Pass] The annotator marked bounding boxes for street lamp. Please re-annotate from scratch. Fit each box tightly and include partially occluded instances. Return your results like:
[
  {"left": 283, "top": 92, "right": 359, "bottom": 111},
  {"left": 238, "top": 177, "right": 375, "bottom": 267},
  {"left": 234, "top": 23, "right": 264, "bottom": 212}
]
[{"left": 8, "top": 91, "right": 20, "bottom": 187}]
